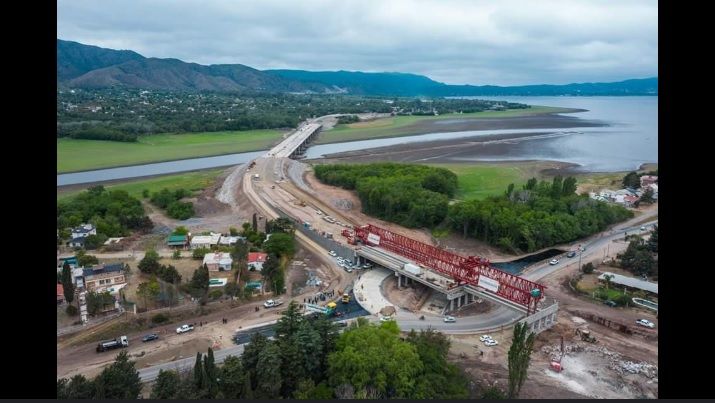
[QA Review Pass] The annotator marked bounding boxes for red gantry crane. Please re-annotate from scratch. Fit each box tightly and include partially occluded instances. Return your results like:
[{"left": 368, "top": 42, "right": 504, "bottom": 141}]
[{"left": 343, "top": 224, "right": 546, "bottom": 314}]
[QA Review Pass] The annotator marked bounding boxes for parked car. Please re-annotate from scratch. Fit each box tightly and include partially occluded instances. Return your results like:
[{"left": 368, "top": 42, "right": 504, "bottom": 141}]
[
  {"left": 479, "top": 335, "right": 493, "bottom": 342},
  {"left": 380, "top": 316, "right": 394, "bottom": 322},
  {"left": 142, "top": 333, "right": 159, "bottom": 342},
  {"left": 636, "top": 319, "right": 655, "bottom": 328},
  {"left": 549, "top": 258, "right": 560, "bottom": 265},
  {"left": 443, "top": 316, "right": 456, "bottom": 323},
  {"left": 567, "top": 251, "right": 577, "bottom": 258},
  {"left": 603, "top": 300, "right": 617, "bottom": 307},
  {"left": 344, "top": 267, "right": 353, "bottom": 273},
  {"left": 176, "top": 324, "right": 194, "bottom": 334},
  {"left": 329, "top": 250, "right": 337, "bottom": 257},
  {"left": 640, "top": 226, "right": 646, "bottom": 231},
  {"left": 484, "top": 340, "right": 499, "bottom": 347}
]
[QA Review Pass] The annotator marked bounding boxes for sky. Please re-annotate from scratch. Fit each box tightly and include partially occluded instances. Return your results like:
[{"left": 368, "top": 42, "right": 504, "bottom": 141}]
[{"left": 57, "top": 0, "right": 657, "bottom": 86}]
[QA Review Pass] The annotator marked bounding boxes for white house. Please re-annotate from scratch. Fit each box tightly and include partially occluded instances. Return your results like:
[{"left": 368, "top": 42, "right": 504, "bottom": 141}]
[
  {"left": 219, "top": 235, "right": 244, "bottom": 246},
  {"left": 248, "top": 252, "right": 268, "bottom": 271},
  {"left": 71, "top": 224, "right": 96, "bottom": 239},
  {"left": 190, "top": 235, "right": 213, "bottom": 249},
  {"left": 209, "top": 232, "right": 222, "bottom": 246},
  {"left": 203, "top": 252, "right": 233, "bottom": 272}
]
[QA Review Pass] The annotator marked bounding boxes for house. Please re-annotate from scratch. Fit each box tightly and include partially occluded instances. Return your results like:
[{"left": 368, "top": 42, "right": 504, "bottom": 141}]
[
  {"left": 623, "top": 195, "right": 639, "bottom": 207},
  {"left": 248, "top": 252, "right": 268, "bottom": 271},
  {"left": 209, "top": 232, "right": 222, "bottom": 246},
  {"left": 57, "top": 284, "right": 65, "bottom": 304},
  {"left": 203, "top": 252, "right": 233, "bottom": 272},
  {"left": 58, "top": 256, "right": 79, "bottom": 271},
  {"left": 72, "top": 267, "right": 85, "bottom": 289},
  {"left": 167, "top": 234, "right": 189, "bottom": 249},
  {"left": 67, "top": 237, "right": 86, "bottom": 248},
  {"left": 218, "top": 235, "right": 245, "bottom": 246},
  {"left": 71, "top": 223, "right": 96, "bottom": 239},
  {"left": 82, "top": 263, "right": 126, "bottom": 293},
  {"left": 640, "top": 175, "right": 658, "bottom": 188},
  {"left": 190, "top": 235, "right": 212, "bottom": 250}
]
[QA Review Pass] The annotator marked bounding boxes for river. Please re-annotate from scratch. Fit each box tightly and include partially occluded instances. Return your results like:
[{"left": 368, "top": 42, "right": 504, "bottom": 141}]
[{"left": 57, "top": 96, "right": 657, "bottom": 186}]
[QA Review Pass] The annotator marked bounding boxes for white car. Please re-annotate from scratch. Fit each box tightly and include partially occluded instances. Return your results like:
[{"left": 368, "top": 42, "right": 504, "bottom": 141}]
[
  {"left": 479, "top": 335, "right": 493, "bottom": 342},
  {"left": 443, "top": 316, "right": 456, "bottom": 323},
  {"left": 380, "top": 316, "right": 394, "bottom": 322},
  {"left": 549, "top": 258, "right": 560, "bottom": 265},
  {"left": 329, "top": 250, "right": 337, "bottom": 257},
  {"left": 484, "top": 340, "right": 499, "bottom": 347},
  {"left": 176, "top": 324, "right": 194, "bottom": 334},
  {"left": 636, "top": 319, "right": 655, "bottom": 328}
]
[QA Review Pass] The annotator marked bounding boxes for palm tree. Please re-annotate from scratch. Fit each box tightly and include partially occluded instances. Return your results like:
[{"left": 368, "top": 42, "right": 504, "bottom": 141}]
[{"left": 604, "top": 274, "right": 614, "bottom": 290}]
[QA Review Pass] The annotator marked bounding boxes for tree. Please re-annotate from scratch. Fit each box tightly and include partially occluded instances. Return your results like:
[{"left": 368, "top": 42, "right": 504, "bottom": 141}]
[
  {"left": 57, "top": 374, "right": 95, "bottom": 399},
  {"left": 219, "top": 355, "right": 247, "bottom": 399},
  {"left": 60, "top": 262, "right": 75, "bottom": 304},
  {"left": 142, "top": 189, "right": 150, "bottom": 198},
  {"left": 242, "top": 333, "right": 269, "bottom": 391},
  {"left": 255, "top": 341, "right": 283, "bottom": 398},
  {"left": 252, "top": 213, "right": 258, "bottom": 233},
  {"left": 603, "top": 274, "right": 614, "bottom": 290},
  {"left": 86, "top": 291, "right": 115, "bottom": 315},
  {"left": 481, "top": 385, "right": 507, "bottom": 399},
  {"left": 581, "top": 262, "right": 595, "bottom": 274},
  {"left": 562, "top": 176, "right": 578, "bottom": 196},
  {"left": 84, "top": 234, "right": 108, "bottom": 250},
  {"left": 264, "top": 232, "right": 296, "bottom": 258},
  {"left": 192, "top": 247, "right": 210, "bottom": 260},
  {"left": 550, "top": 176, "right": 563, "bottom": 199},
  {"left": 151, "top": 370, "right": 181, "bottom": 399},
  {"left": 76, "top": 250, "right": 99, "bottom": 267},
  {"left": 137, "top": 280, "right": 160, "bottom": 309},
  {"left": 138, "top": 249, "right": 161, "bottom": 274},
  {"left": 172, "top": 249, "right": 181, "bottom": 259},
  {"left": 94, "top": 351, "right": 142, "bottom": 399},
  {"left": 229, "top": 226, "right": 239, "bottom": 236},
  {"left": 647, "top": 225, "right": 658, "bottom": 252},
  {"left": 328, "top": 321, "right": 423, "bottom": 398},
  {"left": 640, "top": 188, "right": 655, "bottom": 204},
  {"left": 507, "top": 322, "right": 536, "bottom": 398},
  {"left": 173, "top": 226, "right": 189, "bottom": 235},
  {"left": 204, "top": 348, "right": 218, "bottom": 398},
  {"left": 190, "top": 265, "right": 209, "bottom": 298},
  {"left": 622, "top": 171, "right": 640, "bottom": 188}
]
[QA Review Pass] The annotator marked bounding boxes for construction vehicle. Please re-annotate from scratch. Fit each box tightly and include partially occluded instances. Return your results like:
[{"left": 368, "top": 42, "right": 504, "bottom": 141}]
[
  {"left": 576, "top": 327, "right": 598, "bottom": 343},
  {"left": 342, "top": 293, "right": 350, "bottom": 304},
  {"left": 549, "top": 336, "right": 564, "bottom": 373}
]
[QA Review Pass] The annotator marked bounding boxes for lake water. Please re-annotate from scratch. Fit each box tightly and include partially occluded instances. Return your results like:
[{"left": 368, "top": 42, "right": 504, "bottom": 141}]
[{"left": 57, "top": 96, "right": 657, "bottom": 186}]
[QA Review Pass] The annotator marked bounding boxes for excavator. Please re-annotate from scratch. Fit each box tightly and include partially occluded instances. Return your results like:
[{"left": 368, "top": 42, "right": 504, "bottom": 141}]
[{"left": 576, "top": 327, "right": 598, "bottom": 343}]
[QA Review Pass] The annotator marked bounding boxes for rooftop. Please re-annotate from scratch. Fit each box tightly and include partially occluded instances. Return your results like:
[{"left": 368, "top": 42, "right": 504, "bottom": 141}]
[
  {"left": 203, "top": 252, "right": 233, "bottom": 265},
  {"left": 83, "top": 263, "right": 124, "bottom": 278},
  {"left": 598, "top": 272, "right": 658, "bottom": 294},
  {"left": 248, "top": 252, "right": 268, "bottom": 263}
]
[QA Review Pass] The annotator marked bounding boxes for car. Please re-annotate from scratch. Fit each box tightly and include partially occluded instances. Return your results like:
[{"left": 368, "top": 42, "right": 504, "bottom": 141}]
[
  {"left": 443, "top": 316, "right": 456, "bottom": 323},
  {"left": 479, "top": 335, "right": 493, "bottom": 342},
  {"left": 603, "top": 300, "right": 617, "bottom": 307},
  {"left": 640, "top": 226, "right": 646, "bottom": 231},
  {"left": 484, "top": 340, "right": 499, "bottom": 347},
  {"left": 567, "top": 251, "right": 577, "bottom": 258},
  {"left": 344, "top": 267, "right": 353, "bottom": 273},
  {"left": 380, "top": 316, "right": 394, "bottom": 322},
  {"left": 636, "top": 319, "right": 655, "bottom": 328},
  {"left": 335, "top": 321, "right": 348, "bottom": 327},
  {"left": 176, "top": 324, "right": 194, "bottom": 334},
  {"left": 329, "top": 250, "right": 337, "bottom": 257},
  {"left": 142, "top": 333, "right": 159, "bottom": 342},
  {"left": 549, "top": 258, "right": 560, "bottom": 265},
  {"left": 579, "top": 246, "right": 586, "bottom": 252}
]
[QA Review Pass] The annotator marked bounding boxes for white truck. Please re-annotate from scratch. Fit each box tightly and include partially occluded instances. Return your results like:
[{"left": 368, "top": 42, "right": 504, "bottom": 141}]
[
  {"left": 96, "top": 336, "right": 128, "bottom": 353},
  {"left": 176, "top": 324, "right": 195, "bottom": 334},
  {"left": 404, "top": 263, "right": 422, "bottom": 276},
  {"left": 264, "top": 299, "right": 283, "bottom": 308}
]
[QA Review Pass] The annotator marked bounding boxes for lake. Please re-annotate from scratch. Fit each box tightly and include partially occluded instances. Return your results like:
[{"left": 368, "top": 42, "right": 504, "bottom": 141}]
[{"left": 57, "top": 96, "right": 657, "bottom": 186}]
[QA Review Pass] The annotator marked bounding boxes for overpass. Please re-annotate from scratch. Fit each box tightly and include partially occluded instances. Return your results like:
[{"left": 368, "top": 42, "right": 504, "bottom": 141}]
[{"left": 268, "top": 123, "right": 322, "bottom": 159}]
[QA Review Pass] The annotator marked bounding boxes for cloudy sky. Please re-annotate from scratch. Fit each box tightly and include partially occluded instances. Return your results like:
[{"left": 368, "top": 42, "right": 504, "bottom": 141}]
[{"left": 57, "top": 0, "right": 657, "bottom": 86}]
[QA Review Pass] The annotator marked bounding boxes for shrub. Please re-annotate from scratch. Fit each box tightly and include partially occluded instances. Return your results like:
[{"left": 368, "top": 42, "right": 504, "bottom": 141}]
[
  {"left": 152, "top": 313, "right": 170, "bottom": 324},
  {"left": 65, "top": 305, "right": 78, "bottom": 316},
  {"left": 192, "top": 247, "right": 210, "bottom": 260},
  {"left": 209, "top": 289, "right": 223, "bottom": 300},
  {"left": 581, "top": 262, "right": 595, "bottom": 274}
]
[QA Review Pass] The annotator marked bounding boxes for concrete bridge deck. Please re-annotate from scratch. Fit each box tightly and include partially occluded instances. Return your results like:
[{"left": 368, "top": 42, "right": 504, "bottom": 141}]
[{"left": 269, "top": 123, "right": 322, "bottom": 159}]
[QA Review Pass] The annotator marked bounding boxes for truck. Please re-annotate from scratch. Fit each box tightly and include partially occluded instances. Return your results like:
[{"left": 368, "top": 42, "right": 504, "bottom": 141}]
[
  {"left": 264, "top": 299, "right": 283, "bottom": 308},
  {"left": 96, "top": 336, "right": 128, "bottom": 352},
  {"left": 341, "top": 293, "right": 350, "bottom": 304},
  {"left": 176, "top": 324, "right": 195, "bottom": 334},
  {"left": 404, "top": 263, "right": 422, "bottom": 276}
]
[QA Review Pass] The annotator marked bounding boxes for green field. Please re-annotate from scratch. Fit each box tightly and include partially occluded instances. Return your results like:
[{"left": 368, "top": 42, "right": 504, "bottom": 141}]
[
  {"left": 316, "top": 106, "right": 572, "bottom": 144},
  {"left": 57, "top": 169, "right": 224, "bottom": 202},
  {"left": 58, "top": 129, "right": 285, "bottom": 173},
  {"left": 429, "top": 162, "right": 548, "bottom": 200}
]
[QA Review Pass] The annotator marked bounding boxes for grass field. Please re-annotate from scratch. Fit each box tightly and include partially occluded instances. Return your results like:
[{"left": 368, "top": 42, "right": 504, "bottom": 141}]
[
  {"left": 315, "top": 106, "right": 572, "bottom": 144},
  {"left": 430, "top": 162, "right": 556, "bottom": 200},
  {"left": 57, "top": 169, "right": 224, "bottom": 202},
  {"left": 58, "top": 129, "right": 285, "bottom": 173}
]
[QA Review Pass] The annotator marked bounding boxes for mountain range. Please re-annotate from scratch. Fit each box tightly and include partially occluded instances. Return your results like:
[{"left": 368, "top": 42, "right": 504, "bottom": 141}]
[{"left": 58, "top": 39, "right": 658, "bottom": 96}]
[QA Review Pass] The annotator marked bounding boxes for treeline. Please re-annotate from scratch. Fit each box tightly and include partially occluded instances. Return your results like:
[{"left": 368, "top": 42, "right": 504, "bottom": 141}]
[
  {"left": 617, "top": 226, "right": 658, "bottom": 278},
  {"left": 57, "top": 88, "right": 528, "bottom": 142},
  {"left": 58, "top": 304, "right": 471, "bottom": 399},
  {"left": 314, "top": 163, "right": 458, "bottom": 228},
  {"left": 448, "top": 177, "right": 633, "bottom": 253},
  {"left": 337, "top": 114, "right": 359, "bottom": 124},
  {"left": 57, "top": 186, "right": 153, "bottom": 248}
]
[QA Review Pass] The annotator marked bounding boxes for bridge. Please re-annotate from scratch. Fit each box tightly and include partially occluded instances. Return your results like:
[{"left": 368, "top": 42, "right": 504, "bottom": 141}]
[
  {"left": 345, "top": 224, "right": 558, "bottom": 332},
  {"left": 268, "top": 123, "right": 322, "bottom": 159}
]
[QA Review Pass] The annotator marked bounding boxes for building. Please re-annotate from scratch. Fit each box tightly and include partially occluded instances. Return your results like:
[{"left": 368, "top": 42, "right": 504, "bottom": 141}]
[
  {"left": 203, "top": 252, "right": 233, "bottom": 272},
  {"left": 598, "top": 272, "right": 658, "bottom": 295},
  {"left": 58, "top": 256, "right": 79, "bottom": 271},
  {"left": 190, "top": 235, "right": 212, "bottom": 250},
  {"left": 167, "top": 234, "right": 189, "bottom": 249},
  {"left": 248, "top": 252, "right": 268, "bottom": 271},
  {"left": 640, "top": 175, "right": 658, "bottom": 187},
  {"left": 67, "top": 237, "right": 86, "bottom": 248},
  {"left": 82, "top": 263, "right": 126, "bottom": 293},
  {"left": 57, "top": 284, "right": 65, "bottom": 304},
  {"left": 623, "top": 195, "right": 639, "bottom": 207},
  {"left": 71, "top": 223, "right": 96, "bottom": 239},
  {"left": 218, "top": 235, "right": 245, "bottom": 246}
]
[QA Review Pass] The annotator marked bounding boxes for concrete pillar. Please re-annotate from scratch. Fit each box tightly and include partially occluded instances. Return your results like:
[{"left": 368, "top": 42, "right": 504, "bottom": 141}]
[
  {"left": 450, "top": 299, "right": 454, "bottom": 311},
  {"left": 397, "top": 275, "right": 402, "bottom": 288}
]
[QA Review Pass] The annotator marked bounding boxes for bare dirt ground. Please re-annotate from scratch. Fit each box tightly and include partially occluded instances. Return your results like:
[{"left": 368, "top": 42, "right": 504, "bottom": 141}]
[{"left": 382, "top": 277, "right": 433, "bottom": 312}]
